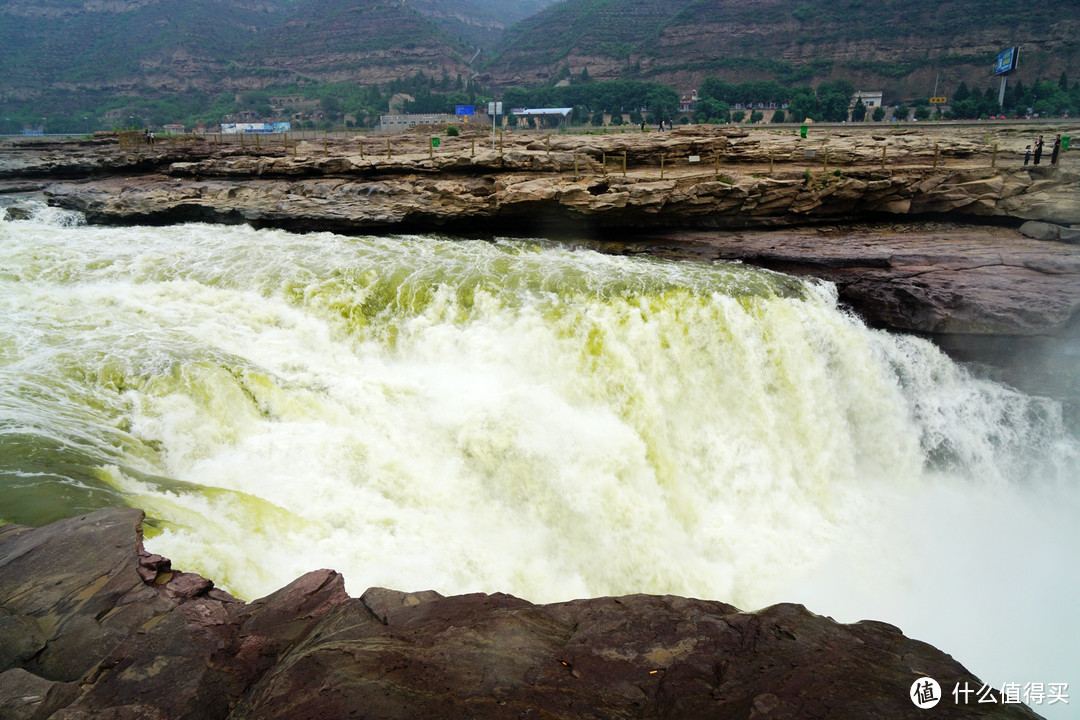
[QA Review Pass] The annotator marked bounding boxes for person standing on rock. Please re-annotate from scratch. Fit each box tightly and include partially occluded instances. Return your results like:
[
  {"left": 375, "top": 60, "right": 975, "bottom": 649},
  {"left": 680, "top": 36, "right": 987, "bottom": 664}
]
[
  {"left": 1033, "top": 135, "right": 1044, "bottom": 165},
  {"left": 1051, "top": 135, "right": 1061, "bottom": 166},
  {"left": 1024, "top": 145, "right": 1031, "bottom": 165}
]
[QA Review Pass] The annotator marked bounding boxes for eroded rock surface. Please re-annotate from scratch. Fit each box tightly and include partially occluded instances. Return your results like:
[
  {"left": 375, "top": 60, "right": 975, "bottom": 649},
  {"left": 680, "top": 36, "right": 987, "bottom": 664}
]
[
  {"left": 0, "top": 509, "right": 1043, "bottom": 719},
  {"left": 3, "top": 126, "right": 1079, "bottom": 232}
]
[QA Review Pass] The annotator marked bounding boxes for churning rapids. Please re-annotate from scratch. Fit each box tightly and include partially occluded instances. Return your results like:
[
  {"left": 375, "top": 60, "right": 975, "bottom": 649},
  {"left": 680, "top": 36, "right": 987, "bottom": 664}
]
[{"left": 2, "top": 203, "right": 1078, "bottom": 712}]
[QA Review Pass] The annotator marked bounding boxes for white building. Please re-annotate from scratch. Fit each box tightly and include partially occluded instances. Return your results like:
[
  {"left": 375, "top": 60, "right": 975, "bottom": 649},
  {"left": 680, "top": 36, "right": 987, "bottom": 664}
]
[
  {"left": 378, "top": 113, "right": 468, "bottom": 133},
  {"left": 851, "top": 91, "right": 883, "bottom": 109}
]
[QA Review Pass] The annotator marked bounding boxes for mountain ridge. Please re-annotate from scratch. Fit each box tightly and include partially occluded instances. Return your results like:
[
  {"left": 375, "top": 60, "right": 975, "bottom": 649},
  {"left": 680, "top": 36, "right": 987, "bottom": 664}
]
[
  {"left": 1, "top": 0, "right": 1076, "bottom": 131},
  {"left": 485, "top": 0, "right": 1076, "bottom": 98}
]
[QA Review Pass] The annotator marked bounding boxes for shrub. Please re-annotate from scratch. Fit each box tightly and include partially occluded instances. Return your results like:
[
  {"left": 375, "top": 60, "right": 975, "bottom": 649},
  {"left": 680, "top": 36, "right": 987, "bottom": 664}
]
[{"left": 447, "top": 125, "right": 460, "bottom": 136}]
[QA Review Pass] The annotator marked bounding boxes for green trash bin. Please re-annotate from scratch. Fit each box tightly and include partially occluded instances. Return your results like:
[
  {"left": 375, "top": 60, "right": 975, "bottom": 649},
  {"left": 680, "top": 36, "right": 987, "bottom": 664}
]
[
  {"left": 800, "top": 125, "right": 808, "bottom": 138},
  {"left": 1062, "top": 136, "right": 1071, "bottom": 152}
]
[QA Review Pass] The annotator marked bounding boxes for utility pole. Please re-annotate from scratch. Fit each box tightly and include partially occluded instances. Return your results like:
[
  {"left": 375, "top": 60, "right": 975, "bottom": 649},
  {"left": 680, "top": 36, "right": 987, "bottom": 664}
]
[{"left": 488, "top": 101, "right": 502, "bottom": 150}]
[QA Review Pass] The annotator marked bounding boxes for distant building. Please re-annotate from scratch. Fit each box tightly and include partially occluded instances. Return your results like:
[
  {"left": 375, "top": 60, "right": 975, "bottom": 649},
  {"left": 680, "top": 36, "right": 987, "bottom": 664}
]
[
  {"left": 378, "top": 113, "right": 463, "bottom": 133},
  {"left": 679, "top": 90, "right": 698, "bottom": 114},
  {"left": 224, "top": 110, "right": 259, "bottom": 123},
  {"left": 851, "top": 91, "right": 883, "bottom": 109},
  {"left": 270, "top": 95, "right": 304, "bottom": 108},
  {"left": 163, "top": 123, "right": 185, "bottom": 135}
]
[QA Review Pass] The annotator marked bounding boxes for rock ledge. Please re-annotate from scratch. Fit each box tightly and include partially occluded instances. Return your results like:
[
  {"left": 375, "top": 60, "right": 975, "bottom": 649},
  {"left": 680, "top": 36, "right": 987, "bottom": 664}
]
[{"left": 1, "top": 509, "right": 1041, "bottom": 719}]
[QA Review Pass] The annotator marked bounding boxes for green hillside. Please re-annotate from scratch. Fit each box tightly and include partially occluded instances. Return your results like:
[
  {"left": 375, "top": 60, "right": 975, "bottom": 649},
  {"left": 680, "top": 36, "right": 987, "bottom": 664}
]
[
  {"left": 494, "top": 0, "right": 696, "bottom": 66},
  {"left": 0, "top": 0, "right": 469, "bottom": 94},
  {"left": 0, "top": 0, "right": 278, "bottom": 86},
  {"left": 2, "top": 0, "right": 1077, "bottom": 133},
  {"left": 254, "top": 0, "right": 470, "bottom": 67},
  {"left": 485, "top": 0, "right": 1079, "bottom": 97}
]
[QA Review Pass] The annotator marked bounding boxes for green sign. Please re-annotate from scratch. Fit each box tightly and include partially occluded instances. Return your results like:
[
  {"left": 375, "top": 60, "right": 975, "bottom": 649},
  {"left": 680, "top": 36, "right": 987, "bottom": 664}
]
[
  {"left": 431, "top": 137, "right": 440, "bottom": 148},
  {"left": 800, "top": 125, "right": 808, "bottom": 138}
]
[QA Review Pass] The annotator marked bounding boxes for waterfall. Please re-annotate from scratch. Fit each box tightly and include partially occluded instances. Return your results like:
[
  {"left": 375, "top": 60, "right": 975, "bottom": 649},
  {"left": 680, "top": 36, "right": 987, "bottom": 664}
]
[{"left": 1, "top": 205, "right": 1076, "bottom": 715}]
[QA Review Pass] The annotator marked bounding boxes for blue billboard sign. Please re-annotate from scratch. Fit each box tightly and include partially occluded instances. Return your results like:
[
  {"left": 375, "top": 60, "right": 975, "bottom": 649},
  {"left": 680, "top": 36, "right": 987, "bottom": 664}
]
[
  {"left": 455, "top": 105, "right": 475, "bottom": 116},
  {"left": 221, "top": 122, "right": 292, "bottom": 134},
  {"left": 994, "top": 47, "right": 1018, "bottom": 75}
]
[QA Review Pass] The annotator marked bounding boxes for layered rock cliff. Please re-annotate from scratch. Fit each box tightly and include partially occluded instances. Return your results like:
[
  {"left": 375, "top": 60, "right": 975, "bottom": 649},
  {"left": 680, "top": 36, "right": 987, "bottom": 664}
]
[{"left": 0, "top": 510, "right": 1045, "bottom": 719}]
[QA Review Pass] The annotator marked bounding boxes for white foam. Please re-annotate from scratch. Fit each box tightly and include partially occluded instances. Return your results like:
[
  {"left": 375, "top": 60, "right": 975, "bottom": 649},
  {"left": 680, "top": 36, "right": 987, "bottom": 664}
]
[{"left": 1, "top": 215, "right": 1076, "bottom": 717}]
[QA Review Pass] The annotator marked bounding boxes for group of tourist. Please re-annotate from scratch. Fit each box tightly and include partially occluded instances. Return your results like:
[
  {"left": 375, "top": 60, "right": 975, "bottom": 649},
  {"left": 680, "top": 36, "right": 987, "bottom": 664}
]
[{"left": 1023, "top": 134, "right": 1063, "bottom": 166}]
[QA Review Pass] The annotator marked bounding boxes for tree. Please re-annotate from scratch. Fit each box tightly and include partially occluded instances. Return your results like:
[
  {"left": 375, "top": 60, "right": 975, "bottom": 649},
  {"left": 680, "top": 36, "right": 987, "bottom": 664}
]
[
  {"left": 321, "top": 96, "right": 341, "bottom": 120},
  {"left": 699, "top": 77, "right": 735, "bottom": 104},
  {"left": 817, "top": 79, "right": 855, "bottom": 102},
  {"left": 954, "top": 81, "right": 970, "bottom": 103},
  {"left": 872, "top": 106, "right": 886, "bottom": 121},
  {"left": 694, "top": 97, "right": 728, "bottom": 124},
  {"left": 749, "top": 110, "right": 764, "bottom": 123},
  {"left": 914, "top": 105, "right": 931, "bottom": 121},
  {"left": 949, "top": 99, "right": 979, "bottom": 119},
  {"left": 771, "top": 108, "right": 786, "bottom": 123},
  {"left": 1060, "top": 71, "right": 1069, "bottom": 91},
  {"left": 445, "top": 92, "right": 469, "bottom": 113},
  {"left": 851, "top": 100, "right": 866, "bottom": 122},
  {"left": 645, "top": 86, "right": 679, "bottom": 124},
  {"left": 591, "top": 111, "right": 605, "bottom": 126},
  {"left": 731, "top": 110, "right": 746, "bottom": 123},
  {"left": 788, "top": 91, "right": 818, "bottom": 123},
  {"left": 818, "top": 91, "right": 850, "bottom": 122},
  {"left": 894, "top": 104, "right": 909, "bottom": 121}
]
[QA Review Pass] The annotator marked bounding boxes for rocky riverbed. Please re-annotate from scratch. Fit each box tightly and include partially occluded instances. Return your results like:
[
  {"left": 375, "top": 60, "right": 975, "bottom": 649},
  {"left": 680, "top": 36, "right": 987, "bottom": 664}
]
[{"left": 3, "top": 124, "right": 1078, "bottom": 234}]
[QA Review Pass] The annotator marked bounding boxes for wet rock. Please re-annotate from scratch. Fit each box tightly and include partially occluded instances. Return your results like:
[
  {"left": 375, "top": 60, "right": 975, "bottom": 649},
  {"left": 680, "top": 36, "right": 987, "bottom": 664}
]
[
  {"left": 652, "top": 223, "right": 1080, "bottom": 338},
  {"left": 1019, "top": 219, "right": 1080, "bottom": 244},
  {"left": 1, "top": 510, "right": 1043, "bottom": 720}
]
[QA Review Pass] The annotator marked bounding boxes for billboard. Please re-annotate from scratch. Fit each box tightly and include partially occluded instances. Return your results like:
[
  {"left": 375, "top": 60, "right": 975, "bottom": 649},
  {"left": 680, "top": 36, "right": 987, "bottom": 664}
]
[
  {"left": 994, "top": 47, "right": 1018, "bottom": 75},
  {"left": 455, "top": 105, "right": 474, "bottom": 116},
  {"left": 221, "top": 122, "right": 292, "bottom": 134}
]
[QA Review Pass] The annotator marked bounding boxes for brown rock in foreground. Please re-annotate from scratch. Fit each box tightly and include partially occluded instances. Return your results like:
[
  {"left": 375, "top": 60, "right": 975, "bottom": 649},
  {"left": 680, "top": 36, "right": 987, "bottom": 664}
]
[{"left": 1, "top": 509, "right": 1042, "bottom": 719}]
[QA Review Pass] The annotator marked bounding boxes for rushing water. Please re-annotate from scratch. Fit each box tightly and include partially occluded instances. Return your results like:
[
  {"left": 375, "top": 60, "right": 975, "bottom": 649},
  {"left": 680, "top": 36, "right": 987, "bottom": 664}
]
[{"left": 2, "top": 203, "right": 1077, "bottom": 715}]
